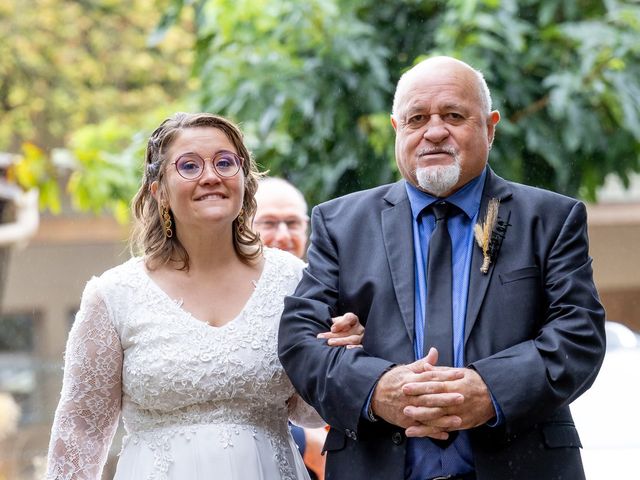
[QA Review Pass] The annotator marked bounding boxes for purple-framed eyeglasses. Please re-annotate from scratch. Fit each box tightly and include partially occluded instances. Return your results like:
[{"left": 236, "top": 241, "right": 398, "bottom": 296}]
[{"left": 171, "top": 150, "right": 243, "bottom": 180}]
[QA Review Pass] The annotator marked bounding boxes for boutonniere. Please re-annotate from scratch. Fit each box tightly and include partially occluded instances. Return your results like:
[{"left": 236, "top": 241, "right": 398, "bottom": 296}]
[{"left": 474, "top": 198, "right": 511, "bottom": 274}]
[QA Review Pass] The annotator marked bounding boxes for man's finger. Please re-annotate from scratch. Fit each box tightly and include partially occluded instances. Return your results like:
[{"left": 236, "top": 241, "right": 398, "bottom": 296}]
[
  {"left": 404, "top": 369, "right": 465, "bottom": 386},
  {"left": 331, "top": 312, "right": 359, "bottom": 332},
  {"left": 407, "top": 347, "right": 452, "bottom": 374},
  {"left": 406, "top": 360, "right": 434, "bottom": 374},
  {"left": 403, "top": 407, "right": 463, "bottom": 428},
  {"left": 317, "top": 331, "right": 341, "bottom": 339},
  {"left": 405, "top": 391, "right": 464, "bottom": 407},
  {"left": 317, "top": 331, "right": 355, "bottom": 339},
  {"left": 317, "top": 331, "right": 363, "bottom": 340},
  {"left": 402, "top": 375, "right": 464, "bottom": 395},
  {"left": 424, "top": 347, "right": 438, "bottom": 366},
  {"left": 326, "top": 335, "right": 364, "bottom": 346},
  {"left": 405, "top": 426, "right": 455, "bottom": 439},
  {"left": 328, "top": 323, "right": 364, "bottom": 335},
  {"left": 334, "top": 312, "right": 358, "bottom": 324}
]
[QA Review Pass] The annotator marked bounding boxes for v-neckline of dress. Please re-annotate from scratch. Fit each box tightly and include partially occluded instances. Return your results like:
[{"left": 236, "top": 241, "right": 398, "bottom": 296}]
[{"left": 136, "top": 251, "right": 271, "bottom": 330}]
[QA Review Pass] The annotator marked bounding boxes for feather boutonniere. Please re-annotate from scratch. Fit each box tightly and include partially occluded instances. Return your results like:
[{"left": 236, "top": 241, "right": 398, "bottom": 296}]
[{"left": 474, "top": 198, "right": 511, "bottom": 273}]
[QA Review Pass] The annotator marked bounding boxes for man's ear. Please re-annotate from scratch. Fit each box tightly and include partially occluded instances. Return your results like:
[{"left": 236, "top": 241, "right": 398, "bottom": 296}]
[
  {"left": 390, "top": 115, "right": 398, "bottom": 131},
  {"left": 487, "top": 110, "right": 501, "bottom": 145}
]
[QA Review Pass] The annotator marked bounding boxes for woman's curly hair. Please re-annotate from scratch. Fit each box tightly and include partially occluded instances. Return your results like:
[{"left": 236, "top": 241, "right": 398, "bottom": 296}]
[{"left": 130, "top": 112, "right": 263, "bottom": 270}]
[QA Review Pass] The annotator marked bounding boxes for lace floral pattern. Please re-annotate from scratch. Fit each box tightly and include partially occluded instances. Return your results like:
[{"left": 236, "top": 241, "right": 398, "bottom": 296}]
[{"left": 46, "top": 248, "right": 318, "bottom": 480}]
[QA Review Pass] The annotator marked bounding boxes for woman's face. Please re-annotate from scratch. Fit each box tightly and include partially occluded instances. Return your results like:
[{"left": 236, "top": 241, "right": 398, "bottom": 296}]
[{"left": 154, "top": 127, "right": 245, "bottom": 234}]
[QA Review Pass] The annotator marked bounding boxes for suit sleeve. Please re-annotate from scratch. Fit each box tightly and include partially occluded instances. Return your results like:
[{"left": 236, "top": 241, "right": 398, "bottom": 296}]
[
  {"left": 470, "top": 201, "right": 606, "bottom": 430},
  {"left": 278, "top": 205, "right": 393, "bottom": 434}
]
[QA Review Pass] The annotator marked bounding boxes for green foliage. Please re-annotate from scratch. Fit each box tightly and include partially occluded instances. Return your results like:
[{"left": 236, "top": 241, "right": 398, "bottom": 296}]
[
  {"left": 155, "top": 0, "right": 396, "bottom": 204},
  {"left": 14, "top": 107, "right": 182, "bottom": 222},
  {"left": 1, "top": 0, "right": 197, "bottom": 217},
  {"left": 14, "top": 143, "right": 62, "bottom": 213},
  {"left": 65, "top": 119, "right": 143, "bottom": 224},
  {"left": 0, "top": 0, "right": 195, "bottom": 151},
  {"left": 8, "top": 0, "right": 640, "bottom": 218},
  {"left": 158, "top": 0, "right": 640, "bottom": 204},
  {"left": 435, "top": 0, "right": 640, "bottom": 199}
]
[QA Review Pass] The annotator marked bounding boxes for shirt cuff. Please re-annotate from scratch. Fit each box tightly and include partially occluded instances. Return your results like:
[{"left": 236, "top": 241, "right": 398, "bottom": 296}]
[
  {"left": 361, "top": 364, "right": 396, "bottom": 422},
  {"left": 486, "top": 389, "right": 504, "bottom": 427},
  {"left": 362, "top": 383, "right": 379, "bottom": 422}
]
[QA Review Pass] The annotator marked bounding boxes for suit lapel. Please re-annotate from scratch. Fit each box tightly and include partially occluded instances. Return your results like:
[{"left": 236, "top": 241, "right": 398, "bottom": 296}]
[
  {"left": 382, "top": 181, "right": 415, "bottom": 344},
  {"left": 465, "top": 169, "right": 513, "bottom": 344}
]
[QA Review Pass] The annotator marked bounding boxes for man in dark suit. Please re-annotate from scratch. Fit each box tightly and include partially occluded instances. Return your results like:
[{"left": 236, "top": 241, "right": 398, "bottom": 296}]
[{"left": 278, "top": 56, "right": 605, "bottom": 480}]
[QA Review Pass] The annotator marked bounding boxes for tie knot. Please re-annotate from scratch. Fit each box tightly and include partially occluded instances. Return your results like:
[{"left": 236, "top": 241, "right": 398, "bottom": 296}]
[{"left": 431, "top": 201, "right": 451, "bottom": 222}]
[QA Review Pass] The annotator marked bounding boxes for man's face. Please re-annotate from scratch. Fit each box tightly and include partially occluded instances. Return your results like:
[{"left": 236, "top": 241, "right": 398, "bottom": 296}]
[
  {"left": 254, "top": 186, "right": 308, "bottom": 259},
  {"left": 391, "top": 60, "right": 500, "bottom": 197}
]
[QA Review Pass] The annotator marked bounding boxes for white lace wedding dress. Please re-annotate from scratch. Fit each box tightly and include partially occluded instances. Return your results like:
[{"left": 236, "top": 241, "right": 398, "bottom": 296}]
[{"left": 46, "top": 248, "right": 321, "bottom": 480}]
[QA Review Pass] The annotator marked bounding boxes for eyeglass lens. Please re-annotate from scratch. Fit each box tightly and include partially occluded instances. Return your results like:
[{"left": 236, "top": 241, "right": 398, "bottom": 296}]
[
  {"left": 255, "top": 219, "right": 306, "bottom": 232},
  {"left": 175, "top": 151, "right": 242, "bottom": 179}
]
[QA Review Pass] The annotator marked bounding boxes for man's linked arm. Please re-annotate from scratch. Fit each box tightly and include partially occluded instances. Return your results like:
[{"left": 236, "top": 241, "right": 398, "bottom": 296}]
[{"left": 278, "top": 204, "right": 393, "bottom": 434}]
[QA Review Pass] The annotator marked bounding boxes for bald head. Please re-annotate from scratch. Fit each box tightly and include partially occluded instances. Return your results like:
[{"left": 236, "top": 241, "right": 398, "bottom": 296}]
[
  {"left": 392, "top": 56, "right": 492, "bottom": 120},
  {"left": 255, "top": 178, "right": 308, "bottom": 214},
  {"left": 254, "top": 177, "right": 309, "bottom": 258}
]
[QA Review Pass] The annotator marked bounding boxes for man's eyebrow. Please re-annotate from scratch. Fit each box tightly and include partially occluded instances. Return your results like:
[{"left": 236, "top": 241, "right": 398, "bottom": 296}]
[
  {"left": 403, "top": 101, "right": 468, "bottom": 117},
  {"left": 440, "top": 102, "right": 469, "bottom": 113},
  {"left": 404, "top": 103, "right": 428, "bottom": 116}
]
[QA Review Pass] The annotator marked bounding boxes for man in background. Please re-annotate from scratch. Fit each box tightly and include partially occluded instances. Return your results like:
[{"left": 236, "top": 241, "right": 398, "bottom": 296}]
[{"left": 254, "top": 177, "right": 309, "bottom": 260}]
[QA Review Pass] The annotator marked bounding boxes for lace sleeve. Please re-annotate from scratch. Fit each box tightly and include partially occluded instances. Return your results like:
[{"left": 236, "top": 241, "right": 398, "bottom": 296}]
[
  {"left": 45, "top": 278, "right": 123, "bottom": 480},
  {"left": 287, "top": 393, "right": 325, "bottom": 428}
]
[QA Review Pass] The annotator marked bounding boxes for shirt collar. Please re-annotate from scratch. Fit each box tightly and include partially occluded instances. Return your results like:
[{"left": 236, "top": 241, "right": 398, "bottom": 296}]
[{"left": 405, "top": 166, "right": 487, "bottom": 220}]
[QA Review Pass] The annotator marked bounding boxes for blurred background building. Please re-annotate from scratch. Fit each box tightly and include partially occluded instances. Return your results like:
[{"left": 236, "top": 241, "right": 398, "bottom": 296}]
[
  {"left": 590, "top": 173, "right": 640, "bottom": 332},
  {"left": 0, "top": 157, "right": 127, "bottom": 479},
  {"left": 0, "top": 224, "right": 128, "bottom": 478}
]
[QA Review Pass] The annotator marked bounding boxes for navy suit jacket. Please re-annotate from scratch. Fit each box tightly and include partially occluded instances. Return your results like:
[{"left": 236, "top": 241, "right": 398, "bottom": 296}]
[{"left": 278, "top": 169, "right": 605, "bottom": 480}]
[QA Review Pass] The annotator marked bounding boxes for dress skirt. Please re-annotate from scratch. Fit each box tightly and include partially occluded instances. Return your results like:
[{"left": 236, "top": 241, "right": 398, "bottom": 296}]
[{"left": 114, "top": 422, "right": 310, "bottom": 480}]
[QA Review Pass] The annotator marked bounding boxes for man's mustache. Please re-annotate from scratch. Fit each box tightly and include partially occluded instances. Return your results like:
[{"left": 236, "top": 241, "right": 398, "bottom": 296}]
[{"left": 417, "top": 145, "right": 458, "bottom": 157}]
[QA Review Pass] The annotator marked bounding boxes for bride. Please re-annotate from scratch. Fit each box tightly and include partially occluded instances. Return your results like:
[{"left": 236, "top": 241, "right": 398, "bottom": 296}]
[{"left": 45, "top": 112, "right": 363, "bottom": 480}]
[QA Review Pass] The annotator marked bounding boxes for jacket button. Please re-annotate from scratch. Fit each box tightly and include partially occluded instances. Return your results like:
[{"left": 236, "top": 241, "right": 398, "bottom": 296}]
[
  {"left": 391, "top": 431, "right": 404, "bottom": 445},
  {"left": 345, "top": 429, "right": 357, "bottom": 440}
]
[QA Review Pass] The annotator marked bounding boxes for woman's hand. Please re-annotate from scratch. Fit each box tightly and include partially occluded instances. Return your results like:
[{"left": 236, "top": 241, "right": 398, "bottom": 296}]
[{"left": 317, "top": 312, "right": 364, "bottom": 348}]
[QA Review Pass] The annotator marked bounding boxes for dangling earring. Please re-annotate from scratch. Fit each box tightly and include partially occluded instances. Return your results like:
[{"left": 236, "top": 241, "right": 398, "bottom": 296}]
[
  {"left": 236, "top": 208, "right": 245, "bottom": 235},
  {"left": 162, "top": 205, "right": 173, "bottom": 238}
]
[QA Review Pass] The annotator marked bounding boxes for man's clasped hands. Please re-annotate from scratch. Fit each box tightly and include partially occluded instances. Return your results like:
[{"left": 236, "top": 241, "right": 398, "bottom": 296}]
[{"left": 371, "top": 347, "right": 497, "bottom": 440}]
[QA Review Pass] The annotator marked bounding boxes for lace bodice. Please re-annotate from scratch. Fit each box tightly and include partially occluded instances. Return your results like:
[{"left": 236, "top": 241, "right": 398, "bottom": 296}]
[{"left": 46, "top": 248, "right": 320, "bottom": 480}]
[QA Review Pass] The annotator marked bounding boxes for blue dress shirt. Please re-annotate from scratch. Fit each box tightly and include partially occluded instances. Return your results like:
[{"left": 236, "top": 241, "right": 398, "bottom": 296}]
[{"left": 403, "top": 168, "right": 487, "bottom": 479}]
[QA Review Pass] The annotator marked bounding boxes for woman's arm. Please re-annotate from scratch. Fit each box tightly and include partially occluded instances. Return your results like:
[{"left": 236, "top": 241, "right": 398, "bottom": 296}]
[{"left": 46, "top": 279, "right": 123, "bottom": 480}]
